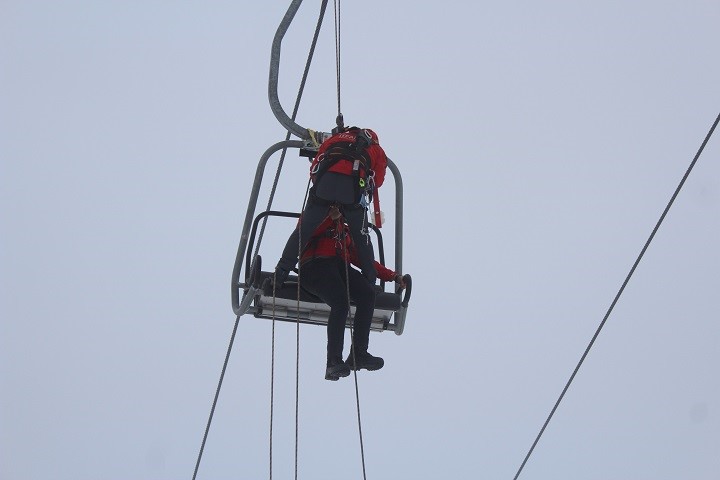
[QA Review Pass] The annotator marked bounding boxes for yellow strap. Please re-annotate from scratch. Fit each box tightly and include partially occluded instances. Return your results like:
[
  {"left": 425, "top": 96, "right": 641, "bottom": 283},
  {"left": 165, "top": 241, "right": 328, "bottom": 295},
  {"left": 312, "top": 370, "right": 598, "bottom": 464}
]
[{"left": 308, "top": 129, "right": 321, "bottom": 147}]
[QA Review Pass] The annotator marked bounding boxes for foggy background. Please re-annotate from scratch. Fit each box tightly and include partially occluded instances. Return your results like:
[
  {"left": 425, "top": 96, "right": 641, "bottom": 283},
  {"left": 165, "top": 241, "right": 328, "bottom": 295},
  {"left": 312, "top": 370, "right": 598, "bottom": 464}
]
[{"left": 2, "top": 1, "right": 719, "bottom": 479}]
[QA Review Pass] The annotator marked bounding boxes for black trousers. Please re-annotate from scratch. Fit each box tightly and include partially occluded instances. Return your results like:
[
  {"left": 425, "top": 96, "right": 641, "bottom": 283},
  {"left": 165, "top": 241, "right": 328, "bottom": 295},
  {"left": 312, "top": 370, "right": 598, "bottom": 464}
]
[
  {"left": 300, "top": 173, "right": 377, "bottom": 283},
  {"left": 300, "top": 257, "right": 376, "bottom": 359}
]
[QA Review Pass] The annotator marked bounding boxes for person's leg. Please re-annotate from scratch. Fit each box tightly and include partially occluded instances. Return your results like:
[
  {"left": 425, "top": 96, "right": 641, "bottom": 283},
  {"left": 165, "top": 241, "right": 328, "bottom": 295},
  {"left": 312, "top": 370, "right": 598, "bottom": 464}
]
[
  {"left": 342, "top": 206, "right": 377, "bottom": 283},
  {"left": 347, "top": 268, "right": 376, "bottom": 351},
  {"left": 345, "top": 268, "right": 384, "bottom": 371},
  {"left": 301, "top": 259, "right": 351, "bottom": 379},
  {"left": 300, "top": 202, "right": 375, "bottom": 281},
  {"left": 298, "top": 202, "right": 329, "bottom": 257}
]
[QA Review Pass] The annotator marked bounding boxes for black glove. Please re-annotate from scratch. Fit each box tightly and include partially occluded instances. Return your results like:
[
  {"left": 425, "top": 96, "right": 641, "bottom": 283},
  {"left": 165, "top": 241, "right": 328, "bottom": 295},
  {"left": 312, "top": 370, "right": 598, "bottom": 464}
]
[{"left": 273, "top": 266, "right": 290, "bottom": 289}]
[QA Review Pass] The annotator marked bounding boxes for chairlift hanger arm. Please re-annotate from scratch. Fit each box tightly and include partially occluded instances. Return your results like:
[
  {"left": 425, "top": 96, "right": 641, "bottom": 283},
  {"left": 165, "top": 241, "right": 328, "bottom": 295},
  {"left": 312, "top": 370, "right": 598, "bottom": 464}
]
[{"left": 269, "top": 0, "right": 312, "bottom": 140}]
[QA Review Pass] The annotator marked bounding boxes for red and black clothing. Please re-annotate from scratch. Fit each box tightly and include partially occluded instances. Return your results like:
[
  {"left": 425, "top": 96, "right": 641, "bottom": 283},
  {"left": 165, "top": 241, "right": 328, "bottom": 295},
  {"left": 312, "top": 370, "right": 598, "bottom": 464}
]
[
  {"left": 299, "top": 216, "right": 397, "bottom": 281},
  {"left": 300, "top": 128, "right": 389, "bottom": 284},
  {"left": 276, "top": 214, "right": 397, "bottom": 360},
  {"left": 310, "top": 128, "right": 387, "bottom": 193}
]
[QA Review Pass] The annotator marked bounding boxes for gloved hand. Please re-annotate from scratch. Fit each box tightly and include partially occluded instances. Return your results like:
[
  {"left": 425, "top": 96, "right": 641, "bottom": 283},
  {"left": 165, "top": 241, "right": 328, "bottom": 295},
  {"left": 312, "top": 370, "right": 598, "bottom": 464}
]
[{"left": 273, "top": 266, "right": 290, "bottom": 290}]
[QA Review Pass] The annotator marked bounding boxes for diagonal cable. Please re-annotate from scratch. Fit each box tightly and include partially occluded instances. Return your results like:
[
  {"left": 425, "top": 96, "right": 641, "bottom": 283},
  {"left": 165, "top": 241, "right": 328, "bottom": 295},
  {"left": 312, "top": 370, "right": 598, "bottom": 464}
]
[
  {"left": 192, "top": 316, "right": 241, "bottom": 480},
  {"left": 513, "top": 111, "right": 720, "bottom": 480}
]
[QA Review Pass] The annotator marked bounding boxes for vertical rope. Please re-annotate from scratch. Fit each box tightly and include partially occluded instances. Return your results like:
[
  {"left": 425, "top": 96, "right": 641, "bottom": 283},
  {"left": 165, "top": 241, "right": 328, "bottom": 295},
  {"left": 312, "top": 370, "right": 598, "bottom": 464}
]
[
  {"left": 294, "top": 308, "right": 300, "bottom": 480},
  {"left": 340, "top": 221, "right": 368, "bottom": 480},
  {"left": 295, "top": 179, "right": 312, "bottom": 480},
  {"left": 269, "top": 282, "right": 277, "bottom": 480},
  {"left": 266, "top": 4, "right": 329, "bottom": 478},
  {"left": 334, "top": 0, "right": 342, "bottom": 117}
]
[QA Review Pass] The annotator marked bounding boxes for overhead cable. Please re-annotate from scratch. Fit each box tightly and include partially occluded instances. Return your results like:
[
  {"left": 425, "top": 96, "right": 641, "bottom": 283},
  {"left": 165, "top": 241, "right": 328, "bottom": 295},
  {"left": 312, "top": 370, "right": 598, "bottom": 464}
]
[{"left": 513, "top": 110, "right": 720, "bottom": 480}]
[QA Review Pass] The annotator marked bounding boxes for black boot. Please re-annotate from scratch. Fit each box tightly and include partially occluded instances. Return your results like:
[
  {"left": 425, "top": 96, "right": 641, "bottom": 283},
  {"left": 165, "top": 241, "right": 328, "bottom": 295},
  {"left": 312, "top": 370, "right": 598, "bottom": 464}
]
[
  {"left": 325, "top": 356, "right": 350, "bottom": 381},
  {"left": 345, "top": 347, "right": 384, "bottom": 371}
]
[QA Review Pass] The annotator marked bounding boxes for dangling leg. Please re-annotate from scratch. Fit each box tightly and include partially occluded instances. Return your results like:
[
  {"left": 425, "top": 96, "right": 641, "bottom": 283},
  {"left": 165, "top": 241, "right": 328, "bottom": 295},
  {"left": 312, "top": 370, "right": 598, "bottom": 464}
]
[
  {"left": 345, "top": 268, "right": 384, "bottom": 371},
  {"left": 301, "top": 258, "right": 351, "bottom": 381}
]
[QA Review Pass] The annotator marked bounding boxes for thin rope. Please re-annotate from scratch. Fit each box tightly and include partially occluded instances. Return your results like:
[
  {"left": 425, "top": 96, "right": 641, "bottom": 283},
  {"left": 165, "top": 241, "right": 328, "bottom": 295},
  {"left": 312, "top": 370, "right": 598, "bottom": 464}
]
[
  {"left": 191, "top": 315, "right": 241, "bottom": 480},
  {"left": 512, "top": 110, "right": 720, "bottom": 480},
  {"left": 266, "top": 3, "right": 328, "bottom": 477},
  {"left": 269, "top": 179, "right": 311, "bottom": 480},
  {"left": 294, "top": 179, "right": 312, "bottom": 480},
  {"left": 266, "top": 3, "right": 328, "bottom": 478},
  {"left": 295, "top": 286, "right": 301, "bottom": 480},
  {"left": 334, "top": 0, "right": 342, "bottom": 117},
  {"left": 269, "top": 279, "right": 278, "bottom": 480},
  {"left": 253, "top": 0, "right": 329, "bottom": 264},
  {"left": 341, "top": 221, "right": 368, "bottom": 480}
]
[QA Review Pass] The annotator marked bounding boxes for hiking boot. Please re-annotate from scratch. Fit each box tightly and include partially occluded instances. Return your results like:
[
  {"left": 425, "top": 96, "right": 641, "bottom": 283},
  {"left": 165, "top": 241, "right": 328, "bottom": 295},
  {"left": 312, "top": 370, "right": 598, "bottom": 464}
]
[
  {"left": 325, "top": 356, "right": 350, "bottom": 381},
  {"left": 345, "top": 349, "right": 384, "bottom": 371}
]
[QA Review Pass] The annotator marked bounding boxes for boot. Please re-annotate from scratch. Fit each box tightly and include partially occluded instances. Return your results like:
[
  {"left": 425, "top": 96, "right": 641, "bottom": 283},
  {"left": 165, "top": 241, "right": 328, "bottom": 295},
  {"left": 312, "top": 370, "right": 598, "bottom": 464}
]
[
  {"left": 345, "top": 347, "right": 384, "bottom": 371},
  {"left": 325, "top": 356, "right": 350, "bottom": 381}
]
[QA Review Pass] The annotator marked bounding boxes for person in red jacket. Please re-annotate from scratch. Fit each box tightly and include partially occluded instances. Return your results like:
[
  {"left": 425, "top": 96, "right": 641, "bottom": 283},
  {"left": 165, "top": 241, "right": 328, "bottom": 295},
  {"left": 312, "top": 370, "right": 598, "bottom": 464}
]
[
  {"left": 295, "top": 127, "right": 388, "bottom": 286},
  {"left": 274, "top": 205, "right": 406, "bottom": 381}
]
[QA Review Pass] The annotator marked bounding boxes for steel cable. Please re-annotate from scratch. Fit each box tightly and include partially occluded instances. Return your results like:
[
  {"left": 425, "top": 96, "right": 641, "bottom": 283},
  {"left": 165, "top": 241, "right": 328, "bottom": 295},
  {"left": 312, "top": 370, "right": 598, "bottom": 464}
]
[
  {"left": 513, "top": 111, "right": 720, "bottom": 479},
  {"left": 191, "top": 316, "right": 241, "bottom": 480}
]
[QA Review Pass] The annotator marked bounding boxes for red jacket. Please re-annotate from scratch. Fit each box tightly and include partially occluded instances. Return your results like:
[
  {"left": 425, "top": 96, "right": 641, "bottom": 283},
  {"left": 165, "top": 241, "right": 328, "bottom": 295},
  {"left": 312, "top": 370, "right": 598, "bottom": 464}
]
[
  {"left": 310, "top": 128, "right": 388, "bottom": 188},
  {"left": 300, "top": 216, "right": 396, "bottom": 282}
]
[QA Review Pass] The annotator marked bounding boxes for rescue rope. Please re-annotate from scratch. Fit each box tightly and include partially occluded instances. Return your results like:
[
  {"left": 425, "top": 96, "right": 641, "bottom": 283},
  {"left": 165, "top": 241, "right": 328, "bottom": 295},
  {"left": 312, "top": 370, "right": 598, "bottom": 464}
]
[
  {"left": 269, "top": 282, "right": 277, "bottom": 480},
  {"left": 334, "top": 0, "right": 342, "bottom": 118},
  {"left": 340, "top": 220, "right": 368, "bottom": 480},
  {"left": 293, "top": 179, "right": 312, "bottom": 480},
  {"left": 191, "top": 315, "right": 241, "bottom": 480},
  {"left": 266, "top": 4, "right": 329, "bottom": 477},
  {"left": 512, "top": 110, "right": 720, "bottom": 480},
  {"left": 267, "top": 179, "right": 314, "bottom": 480}
]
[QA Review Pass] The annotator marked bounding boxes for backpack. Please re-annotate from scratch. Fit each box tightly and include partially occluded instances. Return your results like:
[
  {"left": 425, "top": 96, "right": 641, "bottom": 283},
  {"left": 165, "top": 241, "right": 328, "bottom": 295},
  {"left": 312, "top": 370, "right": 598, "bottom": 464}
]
[{"left": 310, "top": 127, "right": 379, "bottom": 205}]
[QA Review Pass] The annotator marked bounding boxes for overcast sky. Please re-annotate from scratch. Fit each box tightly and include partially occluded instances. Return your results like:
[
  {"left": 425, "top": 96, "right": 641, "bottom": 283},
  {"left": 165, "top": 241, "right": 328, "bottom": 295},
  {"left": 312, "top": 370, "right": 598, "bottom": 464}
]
[{"left": 2, "top": 1, "right": 719, "bottom": 479}]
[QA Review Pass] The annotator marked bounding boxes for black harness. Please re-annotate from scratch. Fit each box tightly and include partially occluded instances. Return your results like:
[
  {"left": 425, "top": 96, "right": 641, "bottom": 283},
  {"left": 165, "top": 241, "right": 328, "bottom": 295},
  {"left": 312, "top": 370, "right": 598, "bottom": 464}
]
[{"left": 311, "top": 128, "right": 376, "bottom": 207}]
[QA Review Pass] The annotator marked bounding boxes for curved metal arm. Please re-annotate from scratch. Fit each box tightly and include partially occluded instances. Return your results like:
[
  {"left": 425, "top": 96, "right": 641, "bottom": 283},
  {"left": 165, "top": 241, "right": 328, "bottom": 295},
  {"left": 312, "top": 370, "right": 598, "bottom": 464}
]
[
  {"left": 231, "top": 140, "right": 305, "bottom": 315},
  {"left": 386, "top": 157, "right": 403, "bottom": 274},
  {"left": 269, "top": 0, "right": 311, "bottom": 140}
]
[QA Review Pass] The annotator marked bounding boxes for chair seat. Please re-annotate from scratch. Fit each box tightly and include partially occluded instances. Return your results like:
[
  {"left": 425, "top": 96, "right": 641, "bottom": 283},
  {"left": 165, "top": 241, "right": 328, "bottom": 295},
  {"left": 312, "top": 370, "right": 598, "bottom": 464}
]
[{"left": 250, "top": 271, "right": 402, "bottom": 332}]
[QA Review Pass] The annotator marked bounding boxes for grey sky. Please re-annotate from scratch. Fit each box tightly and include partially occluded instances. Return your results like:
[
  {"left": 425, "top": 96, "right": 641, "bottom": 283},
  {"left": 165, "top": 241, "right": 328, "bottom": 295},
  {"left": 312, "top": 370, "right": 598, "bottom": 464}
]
[{"left": 2, "top": 1, "right": 719, "bottom": 479}]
